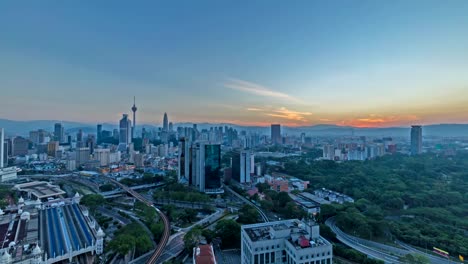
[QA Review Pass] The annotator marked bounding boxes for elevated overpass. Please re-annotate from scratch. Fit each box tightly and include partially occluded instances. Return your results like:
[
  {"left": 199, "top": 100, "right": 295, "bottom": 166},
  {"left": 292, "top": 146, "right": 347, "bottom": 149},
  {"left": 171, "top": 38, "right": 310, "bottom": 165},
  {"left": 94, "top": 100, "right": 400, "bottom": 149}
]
[
  {"left": 101, "top": 183, "right": 164, "bottom": 198},
  {"left": 105, "top": 177, "right": 170, "bottom": 264}
]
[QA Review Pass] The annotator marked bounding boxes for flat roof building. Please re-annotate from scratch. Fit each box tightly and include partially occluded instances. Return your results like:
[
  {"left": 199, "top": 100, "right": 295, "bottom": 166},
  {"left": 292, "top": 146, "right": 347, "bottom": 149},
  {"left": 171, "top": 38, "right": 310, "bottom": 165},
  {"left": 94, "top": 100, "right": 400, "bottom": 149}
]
[
  {"left": 0, "top": 195, "right": 104, "bottom": 264},
  {"left": 14, "top": 181, "right": 66, "bottom": 201},
  {"left": 241, "top": 219, "right": 332, "bottom": 264}
]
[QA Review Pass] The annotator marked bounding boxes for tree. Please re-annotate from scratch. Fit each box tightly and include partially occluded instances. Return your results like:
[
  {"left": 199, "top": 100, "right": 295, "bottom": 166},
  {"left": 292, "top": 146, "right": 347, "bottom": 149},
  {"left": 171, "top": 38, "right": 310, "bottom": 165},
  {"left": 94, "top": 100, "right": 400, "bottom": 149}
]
[
  {"left": 108, "top": 234, "right": 135, "bottom": 255},
  {"left": 150, "top": 222, "right": 165, "bottom": 240},
  {"left": 181, "top": 208, "right": 198, "bottom": 223},
  {"left": 256, "top": 182, "right": 271, "bottom": 193},
  {"left": 99, "top": 183, "right": 115, "bottom": 192},
  {"left": 215, "top": 219, "right": 241, "bottom": 249},
  {"left": 237, "top": 205, "right": 260, "bottom": 224},
  {"left": 202, "top": 229, "right": 216, "bottom": 244},
  {"left": 399, "top": 254, "right": 429, "bottom": 264},
  {"left": 135, "top": 234, "right": 153, "bottom": 255},
  {"left": 319, "top": 204, "right": 337, "bottom": 222},
  {"left": 80, "top": 194, "right": 105, "bottom": 212},
  {"left": 162, "top": 204, "right": 177, "bottom": 221},
  {"left": 184, "top": 226, "right": 203, "bottom": 253}
]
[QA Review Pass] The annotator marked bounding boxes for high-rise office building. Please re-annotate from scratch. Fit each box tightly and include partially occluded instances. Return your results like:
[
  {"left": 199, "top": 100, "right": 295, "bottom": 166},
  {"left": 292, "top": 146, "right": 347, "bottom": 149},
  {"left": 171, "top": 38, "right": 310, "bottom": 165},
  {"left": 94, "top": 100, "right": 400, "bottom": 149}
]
[
  {"left": 169, "top": 122, "right": 173, "bottom": 132},
  {"left": 178, "top": 137, "right": 191, "bottom": 183},
  {"left": 0, "top": 128, "right": 4, "bottom": 168},
  {"left": 131, "top": 96, "right": 137, "bottom": 140},
  {"left": 76, "top": 147, "right": 90, "bottom": 166},
  {"left": 240, "top": 150, "right": 253, "bottom": 183},
  {"left": 119, "top": 114, "right": 132, "bottom": 146},
  {"left": 97, "top": 124, "right": 103, "bottom": 144},
  {"left": 271, "top": 124, "right": 281, "bottom": 144},
  {"left": 232, "top": 150, "right": 253, "bottom": 183},
  {"left": 410, "top": 125, "right": 423, "bottom": 155},
  {"left": 29, "top": 130, "right": 39, "bottom": 145},
  {"left": 163, "top": 112, "right": 169, "bottom": 132},
  {"left": 47, "top": 141, "right": 60, "bottom": 157},
  {"left": 0, "top": 128, "right": 17, "bottom": 182},
  {"left": 77, "top": 129, "right": 83, "bottom": 143},
  {"left": 12, "top": 137, "right": 29, "bottom": 156},
  {"left": 54, "top": 123, "right": 64, "bottom": 143},
  {"left": 94, "top": 148, "right": 110, "bottom": 167},
  {"left": 86, "top": 135, "right": 96, "bottom": 154},
  {"left": 322, "top": 144, "right": 335, "bottom": 160},
  {"left": 200, "top": 143, "right": 222, "bottom": 193},
  {"left": 112, "top": 129, "right": 119, "bottom": 140},
  {"left": 232, "top": 151, "right": 241, "bottom": 183},
  {"left": 180, "top": 141, "right": 223, "bottom": 193}
]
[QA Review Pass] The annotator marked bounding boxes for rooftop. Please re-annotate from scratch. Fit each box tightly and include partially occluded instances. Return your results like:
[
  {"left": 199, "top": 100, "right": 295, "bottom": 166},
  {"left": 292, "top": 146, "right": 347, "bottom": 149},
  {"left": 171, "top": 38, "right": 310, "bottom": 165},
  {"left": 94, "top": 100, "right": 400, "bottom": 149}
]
[
  {"left": 14, "top": 181, "right": 65, "bottom": 199},
  {"left": 194, "top": 244, "right": 216, "bottom": 264},
  {"left": 243, "top": 219, "right": 331, "bottom": 249},
  {"left": 39, "top": 204, "right": 96, "bottom": 259}
]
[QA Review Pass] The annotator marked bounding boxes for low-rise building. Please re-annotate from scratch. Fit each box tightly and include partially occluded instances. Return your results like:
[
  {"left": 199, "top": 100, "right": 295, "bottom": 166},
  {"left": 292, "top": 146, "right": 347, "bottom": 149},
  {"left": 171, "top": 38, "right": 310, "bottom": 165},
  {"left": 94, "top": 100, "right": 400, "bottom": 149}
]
[
  {"left": 0, "top": 195, "right": 104, "bottom": 264},
  {"left": 314, "top": 188, "right": 354, "bottom": 204},
  {"left": 193, "top": 244, "right": 217, "bottom": 264}
]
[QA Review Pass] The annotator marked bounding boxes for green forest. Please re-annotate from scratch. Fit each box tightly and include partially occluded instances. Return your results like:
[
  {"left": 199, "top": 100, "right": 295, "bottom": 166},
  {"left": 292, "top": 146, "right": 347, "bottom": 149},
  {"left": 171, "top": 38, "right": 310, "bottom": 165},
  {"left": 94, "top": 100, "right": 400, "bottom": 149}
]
[{"left": 280, "top": 152, "right": 468, "bottom": 257}]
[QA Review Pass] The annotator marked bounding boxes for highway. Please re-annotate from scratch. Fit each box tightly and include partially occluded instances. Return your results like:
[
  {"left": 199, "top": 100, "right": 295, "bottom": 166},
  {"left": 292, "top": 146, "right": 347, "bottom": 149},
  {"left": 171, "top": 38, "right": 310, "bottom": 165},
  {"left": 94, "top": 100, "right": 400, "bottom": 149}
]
[
  {"left": 326, "top": 217, "right": 460, "bottom": 264},
  {"left": 107, "top": 178, "right": 170, "bottom": 264},
  {"left": 224, "top": 185, "right": 269, "bottom": 222}
]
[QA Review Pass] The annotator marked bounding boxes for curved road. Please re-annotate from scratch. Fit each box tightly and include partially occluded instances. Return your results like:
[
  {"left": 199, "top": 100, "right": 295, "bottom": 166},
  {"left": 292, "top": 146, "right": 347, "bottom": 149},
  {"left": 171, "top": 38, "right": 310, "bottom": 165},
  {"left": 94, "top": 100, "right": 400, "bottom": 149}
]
[
  {"left": 326, "top": 217, "right": 460, "bottom": 264},
  {"left": 326, "top": 218, "right": 402, "bottom": 263},
  {"left": 108, "top": 178, "right": 170, "bottom": 264},
  {"left": 225, "top": 185, "right": 269, "bottom": 222}
]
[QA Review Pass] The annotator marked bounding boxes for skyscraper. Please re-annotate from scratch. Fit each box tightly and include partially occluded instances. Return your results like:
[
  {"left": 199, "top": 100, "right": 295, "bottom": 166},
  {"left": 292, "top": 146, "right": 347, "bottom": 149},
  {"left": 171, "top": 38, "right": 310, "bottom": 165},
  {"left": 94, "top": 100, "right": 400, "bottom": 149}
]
[
  {"left": 240, "top": 150, "right": 252, "bottom": 183},
  {"left": 76, "top": 147, "right": 90, "bottom": 166},
  {"left": 119, "top": 114, "right": 132, "bottom": 146},
  {"left": 97, "top": 124, "right": 103, "bottom": 144},
  {"left": 131, "top": 96, "right": 137, "bottom": 140},
  {"left": 77, "top": 129, "right": 83, "bottom": 142},
  {"left": 0, "top": 128, "right": 4, "bottom": 168},
  {"left": 182, "top": 141, "right": 223, "bottom": 193},
  {"left": 12, "top": 137, "right": 29, "bottom": 156},
  {"left": 54, "top": 123, "right": 64, "bottom": 143},
  {"left": 271, "top": 124, "right": 281, "bottom": 144},
  {"left": 163, "top": 112, "right": 169, "bottom": 132},
  {"left": 178, "top": 137, "right": 191, "bottom": 183},
  {"left": 232, "top": 150, "right": 253, "bottom": 184},
  {"left": 410, "top": 125, "right": 423, "bottom": 155}
]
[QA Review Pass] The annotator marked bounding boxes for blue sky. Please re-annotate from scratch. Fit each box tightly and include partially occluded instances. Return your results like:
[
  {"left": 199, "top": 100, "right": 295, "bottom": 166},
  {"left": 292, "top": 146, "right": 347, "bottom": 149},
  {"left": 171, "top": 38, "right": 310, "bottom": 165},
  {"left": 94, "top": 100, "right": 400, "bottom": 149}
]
[{"left": 1, "top": 1, "right": 468, "bottom": 127}]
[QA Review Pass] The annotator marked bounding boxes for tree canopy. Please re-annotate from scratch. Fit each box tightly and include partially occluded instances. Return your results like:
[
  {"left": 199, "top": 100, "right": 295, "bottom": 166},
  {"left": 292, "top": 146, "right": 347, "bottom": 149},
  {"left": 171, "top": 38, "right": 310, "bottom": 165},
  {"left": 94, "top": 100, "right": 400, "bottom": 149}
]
[{"left": 283, "top": 152, "right": 468, "bottom": 257}]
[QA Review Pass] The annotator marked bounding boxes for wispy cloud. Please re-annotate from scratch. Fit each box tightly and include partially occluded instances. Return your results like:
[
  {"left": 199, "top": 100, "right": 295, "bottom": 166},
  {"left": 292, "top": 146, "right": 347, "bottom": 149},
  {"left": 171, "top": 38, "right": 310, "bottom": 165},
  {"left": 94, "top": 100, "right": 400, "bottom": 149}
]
[
  {"left": 246, "top": 107, "right": 263, "bottom": 111},
  {"left": 224, "top": 78, "right": 303, "bottom": 103},
  {"left": 340, "top": 114, "right": 420, "bottom": 128},
  {"left": 246, "top": 106, "right": 312, "bottom": 122}
]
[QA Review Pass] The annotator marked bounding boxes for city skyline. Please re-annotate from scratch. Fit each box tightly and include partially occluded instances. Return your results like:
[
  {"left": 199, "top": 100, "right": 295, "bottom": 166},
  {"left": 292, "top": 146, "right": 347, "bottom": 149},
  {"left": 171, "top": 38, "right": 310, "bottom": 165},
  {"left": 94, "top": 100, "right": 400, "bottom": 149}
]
[{"left": 2, "top": 1, "right": 468, "bottom": 127}]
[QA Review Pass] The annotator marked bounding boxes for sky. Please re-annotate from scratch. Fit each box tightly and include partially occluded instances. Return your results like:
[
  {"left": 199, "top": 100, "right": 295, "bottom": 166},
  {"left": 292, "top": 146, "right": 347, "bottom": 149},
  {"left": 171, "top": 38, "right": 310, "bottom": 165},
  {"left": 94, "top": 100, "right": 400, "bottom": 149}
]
[{"left": 1, "top": 1, "right": 468, "bottom": 127}]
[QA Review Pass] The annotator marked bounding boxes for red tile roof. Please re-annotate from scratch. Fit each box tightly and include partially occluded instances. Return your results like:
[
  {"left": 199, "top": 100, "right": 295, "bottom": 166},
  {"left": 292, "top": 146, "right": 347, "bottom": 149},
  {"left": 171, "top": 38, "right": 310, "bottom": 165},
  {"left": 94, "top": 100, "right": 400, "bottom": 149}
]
[{"left": 195, "top": 244, "right": 216, "bottom": 264}]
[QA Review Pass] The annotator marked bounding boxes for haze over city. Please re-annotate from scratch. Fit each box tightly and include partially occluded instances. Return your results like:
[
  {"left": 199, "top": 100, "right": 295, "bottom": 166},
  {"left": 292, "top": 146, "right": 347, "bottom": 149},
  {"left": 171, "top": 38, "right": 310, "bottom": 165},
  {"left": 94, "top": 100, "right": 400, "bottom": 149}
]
[{"left": 2, "top": 1, "right": 468, "bottom": 127}]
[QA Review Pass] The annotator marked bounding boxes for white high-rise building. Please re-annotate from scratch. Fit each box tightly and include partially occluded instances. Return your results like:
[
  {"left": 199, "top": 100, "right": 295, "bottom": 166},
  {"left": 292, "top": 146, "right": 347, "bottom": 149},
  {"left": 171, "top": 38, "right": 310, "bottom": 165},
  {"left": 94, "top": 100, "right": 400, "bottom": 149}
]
[
  {"left": 322, "top": 144, "right": 335, "bottom": 160},
  {"left": 241, "top": 219, "right": 333, "bottom": 264},
  {"left": 109, "top": 151, "right": 121, "bottom": 164},
  {"left": 240, "top": 150, "right": 252, "bottom": 183},
  {"left": 94, "top": 149, "right": 110, "bottom": 166}
]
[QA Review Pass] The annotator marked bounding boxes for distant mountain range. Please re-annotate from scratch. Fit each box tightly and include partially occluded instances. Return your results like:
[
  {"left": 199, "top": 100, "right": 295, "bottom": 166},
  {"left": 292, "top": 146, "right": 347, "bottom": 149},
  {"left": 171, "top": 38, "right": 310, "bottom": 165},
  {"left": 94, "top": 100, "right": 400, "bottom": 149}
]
[{"left": 0, "top": 118, "right": 467, "bottom": 138}]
